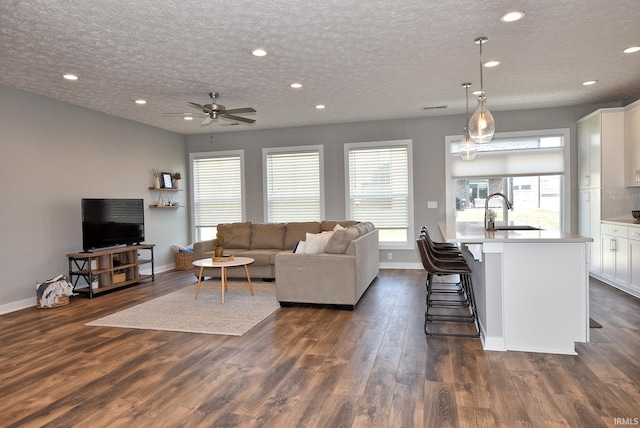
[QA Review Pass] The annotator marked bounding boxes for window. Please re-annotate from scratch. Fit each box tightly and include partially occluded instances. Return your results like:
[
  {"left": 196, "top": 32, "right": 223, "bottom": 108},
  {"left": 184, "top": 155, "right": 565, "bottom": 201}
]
[
  {"left": 263, "top": 145, "right": 324, "bottom": 222},
  {"left": 446, "top": 129, "right": 570, "bottom": 231},
  {"left": 345, "top": 139, "right": 413, "bottom": 249},
  {"left": 190, "top": 150, "right": 244, "bottom": 241}
]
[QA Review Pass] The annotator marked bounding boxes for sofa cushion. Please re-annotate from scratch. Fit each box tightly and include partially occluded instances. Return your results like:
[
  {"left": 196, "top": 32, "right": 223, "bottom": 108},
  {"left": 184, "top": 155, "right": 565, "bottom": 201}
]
[
  {"left": 217, "top": 222, "right": 252, "bottom": 249},
  {"left": 251, "top": 223, "right": 286, "bottom": 249},
  {"left": 320, "top": 220, "right": 359, "bottom": 231},
  {"left": 304, "top": 231, "right": 334, "bottom": 254},
  {"left": 284, "top": 222, "right": 321, "bottom": 250},
  {"left": 235, "top": 249, "right": 280, "bottom": 265},
  {"left": 325, "top": 227, "right": 360, "bottom": 254}
]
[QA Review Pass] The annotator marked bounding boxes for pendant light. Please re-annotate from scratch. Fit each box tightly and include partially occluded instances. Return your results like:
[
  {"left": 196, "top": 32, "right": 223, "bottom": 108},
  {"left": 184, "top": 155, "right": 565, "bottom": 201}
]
[
  {"left": 459, "top": 83, "right": 477, "bottom": 160},
  {"left": 469, "top": 37, "right": 495, "bottom": 144}
]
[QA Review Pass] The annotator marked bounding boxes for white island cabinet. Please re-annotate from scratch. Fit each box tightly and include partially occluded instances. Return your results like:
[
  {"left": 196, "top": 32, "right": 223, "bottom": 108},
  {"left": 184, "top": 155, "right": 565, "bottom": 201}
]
[{"left": 439, "top": 222, "right": 592, "bottom": 355}]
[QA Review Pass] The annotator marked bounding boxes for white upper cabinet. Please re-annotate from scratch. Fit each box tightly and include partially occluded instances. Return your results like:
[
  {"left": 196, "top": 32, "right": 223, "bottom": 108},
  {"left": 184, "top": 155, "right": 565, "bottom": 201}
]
[
  {"left": 625, "top": 100, "right": 640, "bottom": 187},
  {"left": 577, "top": 108, "right": 625, "bottom": 191}
]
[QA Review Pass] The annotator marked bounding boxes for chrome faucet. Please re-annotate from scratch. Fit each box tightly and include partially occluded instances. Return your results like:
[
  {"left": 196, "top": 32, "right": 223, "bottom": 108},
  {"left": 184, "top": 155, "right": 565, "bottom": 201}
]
[{"left": 485, "top": 192, "right": 513, "bottom": 229}]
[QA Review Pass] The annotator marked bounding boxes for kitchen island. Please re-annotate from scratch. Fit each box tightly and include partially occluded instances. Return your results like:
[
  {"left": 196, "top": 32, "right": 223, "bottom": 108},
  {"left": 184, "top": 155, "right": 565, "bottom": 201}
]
[{"left": 439, "top": 222, "right": 593, "bottom": 355}]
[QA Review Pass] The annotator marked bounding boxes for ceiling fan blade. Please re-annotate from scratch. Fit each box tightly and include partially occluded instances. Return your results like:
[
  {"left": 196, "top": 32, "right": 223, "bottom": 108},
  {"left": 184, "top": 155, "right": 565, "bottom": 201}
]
[
  {"left": 224, "top": 107, "right": 256, "bottom": 115},
  {"left": 200, "top": 116, "right": 214, "bottom": 126},
  {"left": 163, "top": 112, "right": 200, "bottom": 116},
  {"left": 221, "top": 114, "right": 255, "bottom": 124},
  {"left": 188, "top": 102, "right": 213, "bottom": 113}
]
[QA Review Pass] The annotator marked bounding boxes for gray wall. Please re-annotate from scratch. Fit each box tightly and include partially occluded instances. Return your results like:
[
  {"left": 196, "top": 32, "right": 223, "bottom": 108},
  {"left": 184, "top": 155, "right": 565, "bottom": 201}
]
[
  {"left": 186, "top": 103, "right": 613, "bottom": 266},
  {"left": 0, "top": 85, "right": 188, "bottom": 313}
]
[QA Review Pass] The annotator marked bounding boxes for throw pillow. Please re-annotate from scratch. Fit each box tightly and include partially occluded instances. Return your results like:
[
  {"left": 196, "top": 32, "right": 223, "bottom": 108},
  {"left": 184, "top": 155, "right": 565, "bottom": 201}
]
[
  {"left": 304, "top": 231, "right": 334, "bottom": 254},
  {"left": 325, "top": 227, "right": 359, "bottom": 254},
  {"left": 293, "top": 240, "right": 306, "bottom": 253}
]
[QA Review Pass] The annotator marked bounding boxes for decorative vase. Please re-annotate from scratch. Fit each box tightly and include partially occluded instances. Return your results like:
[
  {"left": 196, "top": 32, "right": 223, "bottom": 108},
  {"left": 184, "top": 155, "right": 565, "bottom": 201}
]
[
  {"left": 172, "top": 179, "right": 179, "bottom": 189},
  {"left": 154, "top": 176, "right": 161, "bottom": 189},
  {"left": 487, "top": 220, "right": 495, "bottom": 230},
  {"left": 215, "top": 247, "right": 224, "bottom": 257}
]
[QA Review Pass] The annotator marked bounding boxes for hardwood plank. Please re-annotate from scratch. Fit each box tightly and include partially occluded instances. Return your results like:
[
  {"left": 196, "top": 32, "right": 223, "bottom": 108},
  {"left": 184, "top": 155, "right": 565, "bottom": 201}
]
[{"left": 0, "top": 269, "right": 639, "bottom": 427}]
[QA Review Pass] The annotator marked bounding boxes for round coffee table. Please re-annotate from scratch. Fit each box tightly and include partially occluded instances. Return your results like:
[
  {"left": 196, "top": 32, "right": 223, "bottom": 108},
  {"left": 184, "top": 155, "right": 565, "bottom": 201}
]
[{"left": 192, "top": 257, "right": 255, "bottom": 304}]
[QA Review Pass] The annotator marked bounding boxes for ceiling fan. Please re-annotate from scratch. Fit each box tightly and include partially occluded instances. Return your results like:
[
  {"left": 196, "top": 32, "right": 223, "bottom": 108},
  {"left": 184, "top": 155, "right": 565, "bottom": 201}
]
[{"left": 165, "top": 92, "right": 256, "bottom": 126}]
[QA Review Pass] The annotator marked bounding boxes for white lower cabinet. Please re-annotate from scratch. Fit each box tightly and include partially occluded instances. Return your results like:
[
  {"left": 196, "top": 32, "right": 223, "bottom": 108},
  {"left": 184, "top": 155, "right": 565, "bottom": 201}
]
[
  {"left": 627, "top": 230, "right": 640, "bottom": 296},
  {"left": 598, "top": 222, "right": 640, "bottom": 298}
]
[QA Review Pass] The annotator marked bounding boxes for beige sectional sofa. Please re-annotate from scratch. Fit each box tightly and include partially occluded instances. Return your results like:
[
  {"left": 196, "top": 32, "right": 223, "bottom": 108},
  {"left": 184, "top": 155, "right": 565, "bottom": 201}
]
[{"left": 191, "top": 220, "right": 379, "bottom": 309}]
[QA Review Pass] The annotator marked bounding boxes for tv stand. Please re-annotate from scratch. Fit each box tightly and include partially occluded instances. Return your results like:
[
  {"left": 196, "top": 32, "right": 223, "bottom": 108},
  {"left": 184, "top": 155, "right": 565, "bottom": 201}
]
[{"left": 66, "top": 244, "right": 155, "bottom": 298}]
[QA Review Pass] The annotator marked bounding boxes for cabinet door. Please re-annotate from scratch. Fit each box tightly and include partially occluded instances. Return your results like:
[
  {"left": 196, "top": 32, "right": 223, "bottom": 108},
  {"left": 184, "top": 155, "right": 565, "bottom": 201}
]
[
  {"left": 579, "top": 189, "right": 601, "bottom": 273},
  {"left": 614, "top": 237, "right": 629, "bottom": 286},
  {"left": 578, "top": 120, "right": 591, "bottom": 189},
  {"left": 625, "top": 106, "right": 640, "bottom": 187},
  {"left": 601, "top": 235, "right": 629, "bottom": 286},
  {"left": 588, "top": 115, "right": 602, "bottom": 189},
  {"left": 628, "top": 238, "right": 640, "bottom": 295},
  {"left": 601, "top": 235, "right": 616, "bottom": 281}
]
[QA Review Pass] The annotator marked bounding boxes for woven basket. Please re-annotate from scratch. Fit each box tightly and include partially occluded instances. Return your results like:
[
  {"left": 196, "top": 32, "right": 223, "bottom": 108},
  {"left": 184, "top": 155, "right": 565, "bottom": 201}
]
[
  {"left": 36, "top": 294, "right": 70, "bottom": 309},
  {"left": 175, "top": 251, "right": 194, "bottom": 270}
]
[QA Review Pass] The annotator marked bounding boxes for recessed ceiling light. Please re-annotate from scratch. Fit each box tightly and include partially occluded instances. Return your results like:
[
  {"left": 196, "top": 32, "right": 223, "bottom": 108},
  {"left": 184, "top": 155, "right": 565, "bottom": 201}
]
[
  {"left": 252, "top": 49, "right": 267, "bottom": 57},
  {"left": 63, "top": 73, "right": 78, "bottom": 81},
  {"left": 484, "top": 60, "right": 501, "bottom": 67},
  {"left": 500, "top": 11, "right": 525, "bottom": 22},
  {"left": 582, "top": 80, "right": 597, "bottom": 86},
  {"left": 315, "top": 104, "right": 326, "bottom": 109},
  {"left": 135, "top": 99, "right": 147, "bottom": 105},
  {"left": 290, "top": 83, "right": 302, "bottom": 89},
  {"left": 184, "top": 116, "right": 194, "bottom": 121},
  {"left": 624, "top": 46, "right": 640, "bottom": 54}
]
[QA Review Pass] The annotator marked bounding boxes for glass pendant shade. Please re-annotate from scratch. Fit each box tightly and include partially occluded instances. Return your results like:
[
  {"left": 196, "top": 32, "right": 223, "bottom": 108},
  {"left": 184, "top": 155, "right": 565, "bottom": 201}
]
[
  {"left": 469, "top": 95, "right": 495, "bottom": 144},
  {"left": 459, "top": 125, "right": 478, "bottom": 160},
  {"left": 459, "top": 134, "right": 477, "bottom": 160}
]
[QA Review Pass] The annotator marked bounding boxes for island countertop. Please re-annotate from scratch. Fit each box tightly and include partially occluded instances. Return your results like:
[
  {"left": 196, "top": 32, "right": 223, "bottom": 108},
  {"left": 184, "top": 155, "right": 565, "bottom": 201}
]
[{"left": 438, "top": 221, "right": 593, "bottom": 244}]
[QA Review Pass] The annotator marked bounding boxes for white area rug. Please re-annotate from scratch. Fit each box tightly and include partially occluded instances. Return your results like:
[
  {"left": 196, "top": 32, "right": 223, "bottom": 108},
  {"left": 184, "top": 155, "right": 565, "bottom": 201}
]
[{"left": 86, "top": 280, "right": 279, "bottom": 336}]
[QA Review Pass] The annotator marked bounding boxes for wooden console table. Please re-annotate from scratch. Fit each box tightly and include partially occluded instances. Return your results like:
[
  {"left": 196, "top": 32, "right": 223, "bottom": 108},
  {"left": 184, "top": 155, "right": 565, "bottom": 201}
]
[{"left": 66, "top": 244, "right": 155, "bottom": 298}]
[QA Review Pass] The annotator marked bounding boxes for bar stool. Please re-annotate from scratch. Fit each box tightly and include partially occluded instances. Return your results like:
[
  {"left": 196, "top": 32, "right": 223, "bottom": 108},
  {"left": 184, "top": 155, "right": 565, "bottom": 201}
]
[{"left": 417, "top": 237, "right": 480, "bottom": 338}]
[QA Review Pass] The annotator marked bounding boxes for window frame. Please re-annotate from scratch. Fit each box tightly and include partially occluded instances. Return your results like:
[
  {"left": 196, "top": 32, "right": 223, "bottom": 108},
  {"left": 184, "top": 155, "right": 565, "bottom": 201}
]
[
  {"left": 444, "top": 129, "right": 571, "bottom": 231},
  {"left": 189, "top": 150, "right": 246, "bottom": 243},
  {"left": 344, "top": 139, "right": 414, "bottom": 250},
  {"left": 262, "top": 145, "right": 325, "bottom": 223}
]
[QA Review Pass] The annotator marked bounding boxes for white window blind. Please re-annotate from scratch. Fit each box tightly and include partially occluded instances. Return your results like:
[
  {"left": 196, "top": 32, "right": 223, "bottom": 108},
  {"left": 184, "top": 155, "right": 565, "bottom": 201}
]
[
  {"left": 346, "top": 140, "right": 413, "bottom": 248},
  {"left": 264, "top": 146, "right": 323, "bottom": 222},
  {"left": 192, "top": 152, "right": 244, "bottom": 233}
]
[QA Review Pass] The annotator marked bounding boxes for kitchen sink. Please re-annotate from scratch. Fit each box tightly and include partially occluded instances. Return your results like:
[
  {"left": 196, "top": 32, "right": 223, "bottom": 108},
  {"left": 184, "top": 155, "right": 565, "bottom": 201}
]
[{"left": 494, "top": 225, "right": 542, "bottom": 231}]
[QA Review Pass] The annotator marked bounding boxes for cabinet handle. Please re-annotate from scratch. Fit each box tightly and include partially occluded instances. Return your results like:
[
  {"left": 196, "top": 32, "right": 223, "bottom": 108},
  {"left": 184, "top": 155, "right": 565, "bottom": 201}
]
[
  {"left": 610, "top": 238, "right": 616, "bottom": 251},
  {"left": 607, "top": 229, "right": 618, "bottom": 233},
  {"left": 631, "top": 232, "right": 640, "bottom": 237},
  {"left": 585, "top": 174, "right": 590, "bottom": 186},
  {"left": 636, "top": 169, "right": 640, "bottom": 184}
]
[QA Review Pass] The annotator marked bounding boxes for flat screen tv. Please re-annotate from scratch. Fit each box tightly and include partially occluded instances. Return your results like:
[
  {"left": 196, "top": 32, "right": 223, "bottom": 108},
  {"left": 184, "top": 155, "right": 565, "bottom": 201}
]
[{"left": 82, "top": 198, "right": 145, "bottom": 251}]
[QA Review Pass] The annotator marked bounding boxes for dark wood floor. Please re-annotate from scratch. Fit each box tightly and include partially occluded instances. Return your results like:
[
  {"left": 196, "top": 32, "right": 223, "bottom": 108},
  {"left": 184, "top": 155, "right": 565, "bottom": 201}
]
[{"left": 1, "top": 269, "right": 639, "bottom": 427}]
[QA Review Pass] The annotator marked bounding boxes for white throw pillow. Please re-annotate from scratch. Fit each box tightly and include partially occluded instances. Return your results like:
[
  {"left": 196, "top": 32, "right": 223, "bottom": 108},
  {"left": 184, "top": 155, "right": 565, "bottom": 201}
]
[
  {"left": 293, "top": 240, "right": 306, "bottom": 253},
  {"left": 304, "top": 231, "right": 334, "bottom": 254},
  {"left": 333, "top": 224, "right": 345, "bottom": 231}
]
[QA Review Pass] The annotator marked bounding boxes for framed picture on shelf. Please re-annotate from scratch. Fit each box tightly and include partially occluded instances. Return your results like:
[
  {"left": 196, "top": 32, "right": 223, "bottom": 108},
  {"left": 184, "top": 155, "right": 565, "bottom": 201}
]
[{"left": 161, "top": 172, "right": 173, "bottom": 188}]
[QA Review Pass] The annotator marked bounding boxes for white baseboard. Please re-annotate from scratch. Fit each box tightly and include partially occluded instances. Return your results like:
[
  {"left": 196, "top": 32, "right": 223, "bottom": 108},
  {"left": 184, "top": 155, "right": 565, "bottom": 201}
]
[
  {"left": 0, "top": 297, "right": 37, "bottom": 315},
  {"left": 378, "top": 262, "right": 422, "bottom": 270}
]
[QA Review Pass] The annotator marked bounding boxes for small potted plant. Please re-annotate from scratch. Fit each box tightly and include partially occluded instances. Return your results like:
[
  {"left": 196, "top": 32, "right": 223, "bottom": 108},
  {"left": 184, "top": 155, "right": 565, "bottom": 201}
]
[
  {"left": 486, "top": 209, "right": 497, "bottom": 230},
  {"left": 171, "top": 172, "right": 182, "bottom": 189},
  {"left": 214, "top": 231, "right": 231, "bottom": 258}
]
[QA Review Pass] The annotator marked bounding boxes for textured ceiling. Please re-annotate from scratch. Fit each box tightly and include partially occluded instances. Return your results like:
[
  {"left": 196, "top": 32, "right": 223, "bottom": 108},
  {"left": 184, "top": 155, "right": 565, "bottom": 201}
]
[{"left": 1, "top": 0, "right": 639, "bottom": 135}]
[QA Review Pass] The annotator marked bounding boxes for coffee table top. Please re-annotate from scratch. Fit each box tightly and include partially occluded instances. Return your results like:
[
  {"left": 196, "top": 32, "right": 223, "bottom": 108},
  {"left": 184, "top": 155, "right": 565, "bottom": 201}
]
[{"left": 192, "top": 257, "right": 254, "bottom": 268}]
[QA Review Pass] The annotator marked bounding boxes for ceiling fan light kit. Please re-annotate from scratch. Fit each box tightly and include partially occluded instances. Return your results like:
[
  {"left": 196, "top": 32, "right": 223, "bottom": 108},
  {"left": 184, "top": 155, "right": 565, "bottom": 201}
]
[{"left": 469, "top": 36, "right": 496, "bottom": 144}]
